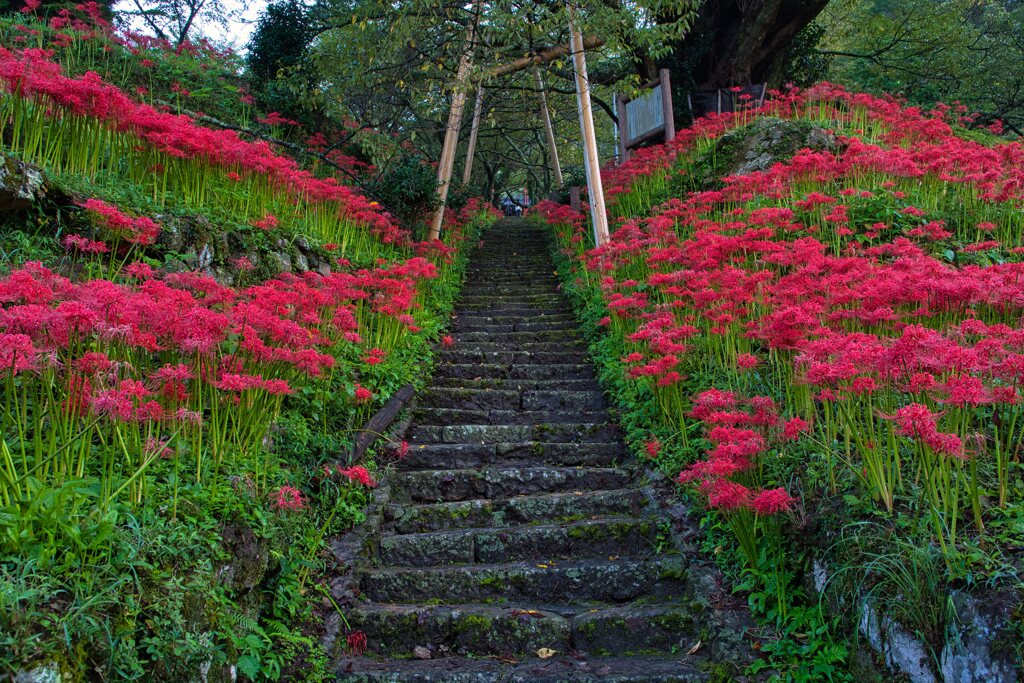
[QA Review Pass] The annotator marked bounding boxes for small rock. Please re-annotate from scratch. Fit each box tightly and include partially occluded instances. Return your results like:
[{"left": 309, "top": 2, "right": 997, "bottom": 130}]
[
  {"left": 14, "top": 664, "right": 61, "bottom": 683},
  {"left": 0, "top": 157, "right": 45, "bottom": 211},
  {"left": 412, "top": 646, "right": 431, "bottom": 660}
]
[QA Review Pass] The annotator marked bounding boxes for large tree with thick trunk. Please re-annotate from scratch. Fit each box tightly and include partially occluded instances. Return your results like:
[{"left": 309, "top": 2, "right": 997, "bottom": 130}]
[{"left": 673, "top": 0, "right": 830, "bottom": 88}]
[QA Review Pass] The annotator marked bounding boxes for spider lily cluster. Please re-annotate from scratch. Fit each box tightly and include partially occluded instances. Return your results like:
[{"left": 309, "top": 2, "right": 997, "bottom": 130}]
[
  {"left": 0, "top": 28, "right": 406, "bottom": 258},
  {"left": 0, "top": 6, "right": 502, "bottom": 567},
  {"left": 538, "top": 83, "right": 1024, "bottom": 567}
]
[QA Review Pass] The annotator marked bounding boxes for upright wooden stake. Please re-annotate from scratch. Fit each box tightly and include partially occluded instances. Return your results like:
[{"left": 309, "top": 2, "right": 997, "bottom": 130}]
[
  {"left": 462, "top": 86, "right": 484, "bottom": 186},
  {"left": 428, "top": 1, "right": 481, "bottom": 241},
  {"left": 534, "top": 69, "right": 563, "bottom": 188},
  {"left": 568, "top": 6, "right": 610, "bottom": 246}
]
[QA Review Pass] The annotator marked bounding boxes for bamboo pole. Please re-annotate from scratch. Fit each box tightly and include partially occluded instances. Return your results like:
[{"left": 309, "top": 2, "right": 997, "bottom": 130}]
[
  {"left": 568, "top": 6, "right": 610, "bottom": 246},
  {"left": 462, "top": 86, "right": 484, "bottom": 186},
  {"left": 428, "top": 0, "right": 481, "bottom": 241},
  {"left": 534, "top": 69, "right": 563, "bottom": 188}
]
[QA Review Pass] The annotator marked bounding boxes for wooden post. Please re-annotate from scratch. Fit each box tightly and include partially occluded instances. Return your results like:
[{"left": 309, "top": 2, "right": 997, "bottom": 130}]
[
  {"left": 568, "top": 6, "right": 610, "bottom": 246},
  {"left": 615, "top": 92, "right": 630, "bottom": 164},
  {"left": 462, "top": 86, "right": 484, "bottom": 186},
  {"left": 534, "top": 69, "right": 563, "bottom": 188},
  {"left": 659, "top": 68, "right": 675, "bottom": 142},
  {"left": 428, "top": 0, "right": 481, "bottom": 241}
]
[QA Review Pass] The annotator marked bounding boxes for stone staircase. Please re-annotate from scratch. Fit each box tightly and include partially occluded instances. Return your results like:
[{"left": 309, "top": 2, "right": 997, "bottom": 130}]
[{"left": 334, "top": 218, "right": 757, "bottom": 682}]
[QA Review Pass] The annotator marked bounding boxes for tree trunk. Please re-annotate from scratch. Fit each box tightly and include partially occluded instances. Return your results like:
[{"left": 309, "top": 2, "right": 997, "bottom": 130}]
[{"left": 667, "top": 0, "right": 828, "bottom": 88}]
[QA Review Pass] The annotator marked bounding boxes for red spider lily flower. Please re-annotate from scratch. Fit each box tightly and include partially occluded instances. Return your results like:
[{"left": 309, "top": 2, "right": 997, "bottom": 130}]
[
  {"left": 338, "top": 465, "right": 376, "bottom": 487},
  {"left": 441, "top": 335, "right": 454, "bottom": 347},
  {"left": 272, "top": 485, "right": 305, "bottom": 511},
  {"left": 62, "top": 234, "right": 108, "bottom": 254},
  {"left": 354, "top": 384, "right": 372, "bottom": 403},
  {"left": 233, "top": 256, "right": 255, "bottom": 271},
  {"left": 644, "top": 438, "right": 661, "bottom": 459},
  {"left": 781, "top": 417, "right": 810, "bottom": 441},
  {"left": 363, "top": 348, "right": 387, "bottom": 365},
  {"left": 750, "top": 488, "right": 795, "bottom": 515},
  {"left": 346, "top": 630, "right": 368, "bottom": 655},
  {"left": 736, "top": 353, "right": 759, "bottom": 370},
  {"left": 252, "top": 214, "right": 279, "bottom": 230}
]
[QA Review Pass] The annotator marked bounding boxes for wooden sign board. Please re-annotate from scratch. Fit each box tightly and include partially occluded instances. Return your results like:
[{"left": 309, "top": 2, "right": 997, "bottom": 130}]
[
  {"left": 688, "top": 84, "right": 767, "bottom": 120},
  {"left": 616, "top": 69, "right": 675, "bottom": 163}
]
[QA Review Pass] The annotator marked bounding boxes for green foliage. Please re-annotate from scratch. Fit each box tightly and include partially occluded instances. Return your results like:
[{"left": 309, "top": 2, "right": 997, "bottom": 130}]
[
  {"left": 246, "top": 0, "right": 318, "bottom": 125},
  {"left": 365, "top": 151, "right": 439, "bottom": 230},
  {"left": 819, "top": 0, "right": 1024, "bottom": 130}
]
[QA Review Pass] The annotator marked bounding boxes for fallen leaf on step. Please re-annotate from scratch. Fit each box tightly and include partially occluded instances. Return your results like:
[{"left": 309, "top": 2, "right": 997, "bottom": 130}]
[
  {"left": 536, "top": 563, "right": 548, "bottom": 568},
  {"left": 412, "top": 646, "right": 431, "bottom": 660},
  {"left": 511, "top": 609, "right": 545, "bottom": 618},
  {"left": 536, "top": 648, "right": 556, "bottom": 659},
  {"left": 686, "top": 640, "right": 702, "bottom": 656}
]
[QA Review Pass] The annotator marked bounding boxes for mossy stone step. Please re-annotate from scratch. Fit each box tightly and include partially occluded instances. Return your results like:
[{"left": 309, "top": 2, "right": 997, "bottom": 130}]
[
  {"left": 429, "top": 377, "right": 603, "bottom": 392},
  {"left": 345, "top": 604, "right": 570, "bottom": 658},
  {"left": 448, "top": 330, "right": 582, "bottom": 343},
  {"left": 378, "top": 517, "right": 657, "bottom": 566},
  {"left": 439, "top": 340, "right": 586, "bottom": 354},
  {"left": 395, "top": 442, "right": 626, "bottom": 471},
  {"left": 421, "top": 388, "right": 605, "bottom": 411},
  {"left": 451, "top": 320, "right": 578, "bottom": 333},
  {"left": 435, "top": 350, "right": 589, "bottom": 365},
  {"left": 418, "top": 388, "right": 522, "bottom": 411},
  {"left": 335, "top": 655, "right": 709, "bottom": 682},
  {"left": 387, "top": 466, "right": 632, "bottom": 504},
  {"left": 407, "top": 422, "right": 618, "bottom": 445},
  {"left": 386, "top": 488, "right": 647, "bottom": 533},
  {"left": 452, "top": 312, "right": 577, "bottom": 323},
  {"left": 432, "top": 363, "right": 596, "bottom": 380},
  {"left": 410, "top": 408, "right": 610, "bottom": 427},
  {"left": 457, "top": 293, "right": 566, "bottom": 303},
  {"left": 343, "top": 602, "right": 701, "bottom": 661},
  {"left": 359, "top": 557, "right": 687, "bottom": 604},
  {"left": 462, "top": 286, "right": 565, "bottom": 296},
  {"left": 450, "top": 313, "right": 577, "bottom": 325}
]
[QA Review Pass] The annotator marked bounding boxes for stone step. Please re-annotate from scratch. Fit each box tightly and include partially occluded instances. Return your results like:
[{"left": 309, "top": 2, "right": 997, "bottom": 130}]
[
  {"left": 377, "top": 517, "right": 657, "bottom": 566},
  {"left": 335, "top": 655, "right": 709, "bottom": 682},
  {"left": 386, "top": 488, "right": 647, "bottom": 533},
  {"left": 451, "top": 312, "right": 577, "bottom": 323},
  {"left": 457, "top": 294, "right": 566, "bottom": 304},
  {"left": 388, "top": 467, "right": 632, "bottom": 504},
  {"left": 411, "top": 408, "right": 610, "bottom": 427},
  {"left": 433, "top": 341, "right": 588, "bottom": 356},
  {"left": 407, "top": 422, "right": 618, "bottom": 445},
  {"left": 435, "top": 350, "right": 589, "bottom": 366},
  {"left": 451, "top": 321, "right": 579, "bottom": 333},
  {"left": 446, "top": 330, "right": 583, "bottom": 344},
  {"left": 346, "top": 604, "right": 569, "bottom": 658},
  {"left": 462, "top": 277, "right": 560, "bottom": 286},
  {"left": 460, "top": 284, "right": 561, "bottom": 293},
  {"left": 451, "top": 306, "right": 574, "bottom": 317},
  {"left": 420, "top": 388, "right": 605, "bottom": 411},
  {"left": 344, "top": 603, "right": 699, "bottom": 661},
  {"left": 428, "top": 377, "right": 602, "bottom": 392},
  {"left": 432, "top": 363, "right": 596, "bottom": 381},
  {"left": 359, "top": 557, "right": 687, "bottom": 604},
  {"left": 396, "top": 442, "right": 627, "bottom": 471}
]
